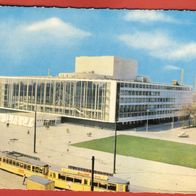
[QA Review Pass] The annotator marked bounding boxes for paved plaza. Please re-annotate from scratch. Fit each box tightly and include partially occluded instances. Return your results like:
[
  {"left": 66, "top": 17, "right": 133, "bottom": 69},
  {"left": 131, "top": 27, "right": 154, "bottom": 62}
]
[{"left": 0, "top": 120, "right": 196, "bottom": 193}]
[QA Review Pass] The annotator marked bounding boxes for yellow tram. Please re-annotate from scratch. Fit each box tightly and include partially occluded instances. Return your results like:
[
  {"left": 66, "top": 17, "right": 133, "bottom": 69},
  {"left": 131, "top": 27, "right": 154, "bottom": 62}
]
[
  {"left": 0, "top": 151, "right": 129, "bottom": 192},
  {"left": 48, "top": 166, "right": 129, "bottom": 192},
  {"left": 0, "top": 151, "right": 48, "bottom": 177}
]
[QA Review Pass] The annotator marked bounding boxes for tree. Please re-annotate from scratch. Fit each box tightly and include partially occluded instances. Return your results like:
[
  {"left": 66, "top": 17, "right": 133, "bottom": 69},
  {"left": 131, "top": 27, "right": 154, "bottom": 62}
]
[{"left": 182, "top": 103, "right": 196, "bottom": 127}]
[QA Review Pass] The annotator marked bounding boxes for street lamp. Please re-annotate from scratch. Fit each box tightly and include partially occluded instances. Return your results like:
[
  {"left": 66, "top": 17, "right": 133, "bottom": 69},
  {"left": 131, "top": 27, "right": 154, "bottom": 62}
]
[
  {"left": 113, "top": 122, "right": 117, "bottom": 174},
  {"left": 113, "top": 83, "right": 119, "bottom": 174},
  {"left": 146, "top": 109, "right": 149, "bottom": 132},
  {"left": 91, "top": 156, "right": 95, "bottom": 191},
  {"left": 171, "top": 114, "right": 175, "bottom": 129},
  {"left": 33, "top": 109, "right": 37, "bottom": 153}
]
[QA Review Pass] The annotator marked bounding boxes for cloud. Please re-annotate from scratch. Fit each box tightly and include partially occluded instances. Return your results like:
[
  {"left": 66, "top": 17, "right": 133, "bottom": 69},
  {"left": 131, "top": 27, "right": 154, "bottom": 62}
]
[
  {"left": 164, "top": 65, "right": 181, "bottom": 71},
  {"left": 26, "top": 17, "right": 63, "bottom": 32},
  {"left": 118, "top": 30, "right": 196, "bottom": 61},
  {"left": 0, "top": 18, "right": 91, "bottom": 63},
  {"left": 124, "top": 11, "right": 177, "bottom": 23},
  {"left": 25, "top": 17, "right": 91, "bottom": 38},
  {"left": 119, "top": 31, "right": 173, "bottom": 51},
  {"left": 166, "top": 43, "right": 196, "bottom": 60}
]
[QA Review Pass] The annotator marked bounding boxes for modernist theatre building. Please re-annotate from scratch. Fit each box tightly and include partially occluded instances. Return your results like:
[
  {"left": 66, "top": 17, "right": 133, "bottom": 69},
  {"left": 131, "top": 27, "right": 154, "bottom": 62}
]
[{"left": 0, "top": 56, "right": 192, "bottom": 129}]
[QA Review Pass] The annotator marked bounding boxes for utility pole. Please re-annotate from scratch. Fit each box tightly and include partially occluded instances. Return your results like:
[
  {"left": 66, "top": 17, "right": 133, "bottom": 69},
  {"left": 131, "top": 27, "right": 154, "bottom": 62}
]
[
  {"left": 113, "top": 123, "right": 117, "bottom": 174},
  {"left": 33, "top": 110, "right": 37, "bottom": 153},
  {"left": 146, "top": 110, "right": 149, "bottom": 132},
  {"left": 91, "top": 156, "right": 95, "bottom": 191},
  {"left": 113, "top": 83, "right": 119, "bottom": 174},
  {"left": 171, "top": 115, "right": 174, "bottom": 129}
]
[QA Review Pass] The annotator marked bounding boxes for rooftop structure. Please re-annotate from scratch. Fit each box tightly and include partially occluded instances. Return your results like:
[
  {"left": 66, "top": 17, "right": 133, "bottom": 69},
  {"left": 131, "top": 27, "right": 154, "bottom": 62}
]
[
  {"left": 0, "top": 56, "right": 192, "bottom": 129},
  {"left": 75, "top": 56, "right": 137, "bottom": 80}
]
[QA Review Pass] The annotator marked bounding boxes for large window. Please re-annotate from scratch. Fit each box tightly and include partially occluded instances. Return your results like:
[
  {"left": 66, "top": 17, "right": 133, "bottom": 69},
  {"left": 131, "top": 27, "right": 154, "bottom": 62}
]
[{"left": 1, "top": 79, "right": 110, "bottom": 121}]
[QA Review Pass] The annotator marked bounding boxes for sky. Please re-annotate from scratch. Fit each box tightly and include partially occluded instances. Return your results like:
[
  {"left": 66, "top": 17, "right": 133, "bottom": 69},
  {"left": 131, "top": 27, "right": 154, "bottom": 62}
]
[{"left": 0, "top": 7, "right": 196, "bottom": 87}]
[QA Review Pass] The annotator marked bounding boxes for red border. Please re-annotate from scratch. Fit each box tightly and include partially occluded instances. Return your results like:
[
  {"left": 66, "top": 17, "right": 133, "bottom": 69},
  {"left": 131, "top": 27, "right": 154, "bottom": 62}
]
[
  {"left": 1, "top": 190, "right": 196, "bottom": 196},
  {"left": 0, "top": 0, "right": 196, "bottom": 10},
  {"left": 0, "top": 0, "right": 195, "bottom": 196}
]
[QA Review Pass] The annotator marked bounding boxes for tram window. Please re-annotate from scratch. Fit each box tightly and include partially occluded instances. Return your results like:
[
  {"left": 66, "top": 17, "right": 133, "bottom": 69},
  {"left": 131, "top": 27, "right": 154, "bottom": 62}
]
[
  {"left": 94, "top": 182, "right": 98, "bottom": 187},
  {"left": 74, "top": 178, "right": 82, "bottom": 184},
  {"left": 13, "top": 161, "right": 16, "bottom": 165},
  {"left": 39, "top": 168, "right": 43, "bottom": 174},
  {"left": 66, "top": 177, "right": 74, "bottom": 182},
  {"left": 90, "top": 181, "right": 98, "bottom": 187},
  {"left": 32, "top": 166, "right": 35, "bottom": 172},
  {"left": 84, "top": 179, "right": 88, "bottom": 185},
  {"left": 16, "top": 162, "right": 19, "bottom": 167},
  {"left": 108, "top": 184, "right": 116, "bottom": 191},
  {"left": 20, "top": 163, "right": 24, "bottom": 168},
  {"left": 58, "top": 174, "right": 65, "bottom": 180},
  {"left": 61, "top": 174, "right": 65, "bottom": 180},
  {"left": 6, "top": 159, "right": 8, "bottom": 163},
  {"left": 3, "top": 158, "right": 5, "bottom": 162},
  {"left": 35, "top": 167, "right": 42, "bottom": 173},
  {"left": 0, "top": 157, "right": 1, "bottom": 161},
  {"left": 99, "top": 182, "right": 107, "bottom": 189},
  {"left": 9, "top": 159, "right": 12, "bottom": 164},
  {"left": 27, "top": 165, "right": 31, "bottom": 170},
  {"left": 24, "top": 164, "right": 27, "bottom": 169}
]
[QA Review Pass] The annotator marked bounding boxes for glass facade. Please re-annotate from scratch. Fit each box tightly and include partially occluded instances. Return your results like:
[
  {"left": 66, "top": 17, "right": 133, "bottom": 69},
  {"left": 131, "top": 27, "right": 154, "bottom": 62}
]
[
  {"left": 118, "top": 82, "right": 192, "bottom": 122},
  {"left": 0, "top": 77, "right": 192, "bottom": 125},
  {"left": 0, "top": 78, "right": 110, "bottom": 121}
]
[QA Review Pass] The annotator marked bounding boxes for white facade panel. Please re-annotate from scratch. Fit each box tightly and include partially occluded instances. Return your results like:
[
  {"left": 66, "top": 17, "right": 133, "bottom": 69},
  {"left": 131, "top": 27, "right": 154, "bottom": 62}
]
[
  {"left": 76, "top": 56, "right": 114, "bottom": 76},
  {"left": 108, "top": 81, "right": 117, "bottom": 123},
  {"left": 113, "top": 57, "right": 137, "bottom": 80},
  {"left": 75, "top": 56, "right": 137, "bottom": 80}
]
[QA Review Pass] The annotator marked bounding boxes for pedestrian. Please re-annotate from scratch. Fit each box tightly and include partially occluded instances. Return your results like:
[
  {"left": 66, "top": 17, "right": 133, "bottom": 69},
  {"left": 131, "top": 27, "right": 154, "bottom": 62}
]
[{"left": 22, "top": 174, "right": 27, "bottom": 185}]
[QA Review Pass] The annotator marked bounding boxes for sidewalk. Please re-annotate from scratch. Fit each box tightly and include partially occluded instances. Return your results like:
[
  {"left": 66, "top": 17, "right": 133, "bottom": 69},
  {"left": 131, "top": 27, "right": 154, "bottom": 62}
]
[{"left": 0, "top": 122, "right": 196, "bottom": 192}]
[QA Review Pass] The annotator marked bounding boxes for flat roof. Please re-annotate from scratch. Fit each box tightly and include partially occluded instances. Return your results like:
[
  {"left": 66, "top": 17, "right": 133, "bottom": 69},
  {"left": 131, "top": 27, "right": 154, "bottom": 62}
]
[
  {"left": 49, "top": 165, "right": 62, "bottom": 172},
  {"left": 108, "top": 176, "right": 129, "bottom": 185},
  {"left": 0, "top": 75, "right": 192, "bottom": 89},
  {"left": 28, "top": 175, "right": 53, "bottom": 185},
  {"left": 0, "top": 151, "right": 48, "bottom": 167}
]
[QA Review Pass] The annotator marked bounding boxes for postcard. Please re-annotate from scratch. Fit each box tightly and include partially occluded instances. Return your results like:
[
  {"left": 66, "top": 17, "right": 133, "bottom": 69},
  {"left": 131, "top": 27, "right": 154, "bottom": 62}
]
[{"left": 0, "top": 1, "right": 195, "bottom": 196}]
